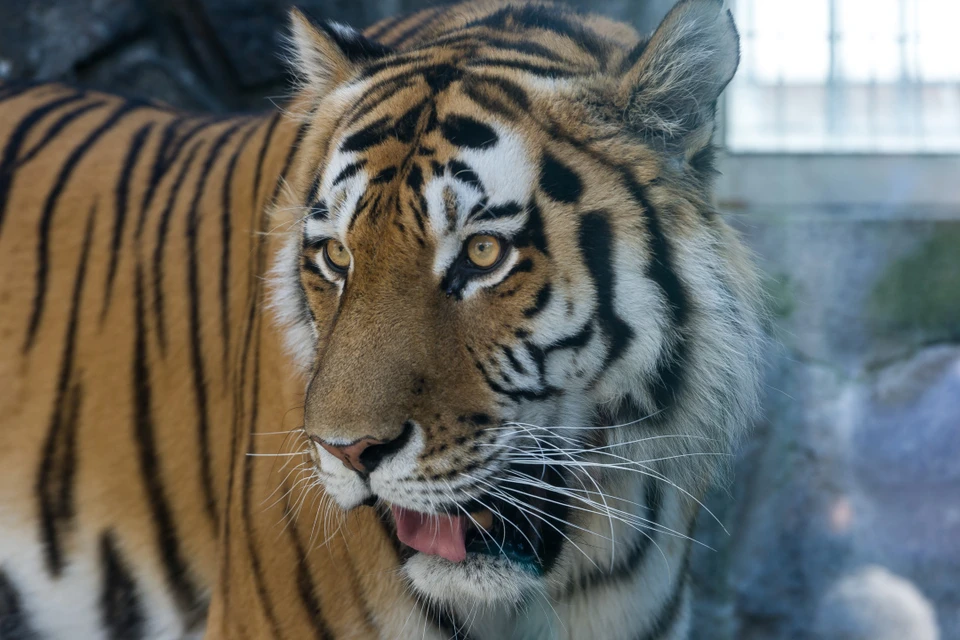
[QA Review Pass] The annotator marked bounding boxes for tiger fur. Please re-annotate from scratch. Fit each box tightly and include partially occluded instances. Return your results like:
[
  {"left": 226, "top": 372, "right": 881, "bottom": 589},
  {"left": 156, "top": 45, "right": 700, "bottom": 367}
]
[{"left": 0, "top": 1, "right": 763, "bottom": 638}]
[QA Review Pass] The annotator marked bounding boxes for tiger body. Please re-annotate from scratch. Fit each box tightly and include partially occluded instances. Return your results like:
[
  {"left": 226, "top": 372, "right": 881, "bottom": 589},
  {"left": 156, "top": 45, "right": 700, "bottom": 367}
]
[{"left": 0, "top": 2, "right": 763, "bottom": 639}]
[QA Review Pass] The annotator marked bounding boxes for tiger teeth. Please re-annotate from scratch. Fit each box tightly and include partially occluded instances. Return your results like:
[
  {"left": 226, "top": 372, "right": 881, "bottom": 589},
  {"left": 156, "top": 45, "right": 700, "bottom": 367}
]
[{"left": 470, "top": 509, "right": 494, "bottom": 531}]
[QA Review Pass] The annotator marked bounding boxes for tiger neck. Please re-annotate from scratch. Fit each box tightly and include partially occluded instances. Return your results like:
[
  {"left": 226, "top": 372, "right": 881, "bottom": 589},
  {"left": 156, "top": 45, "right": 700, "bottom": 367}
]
[
  {"left": 175, "top": 110, "right": 305, "bottom": 527},
  {"left": 227, "top": 112, "right": 306, "bottom": 429}
]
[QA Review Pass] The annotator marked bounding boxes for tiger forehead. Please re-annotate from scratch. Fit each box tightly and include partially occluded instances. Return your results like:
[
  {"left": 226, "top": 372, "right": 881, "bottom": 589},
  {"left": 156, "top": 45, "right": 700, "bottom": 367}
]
[{"left": 311, "top": 89, "right": 537, "bottom": 240}]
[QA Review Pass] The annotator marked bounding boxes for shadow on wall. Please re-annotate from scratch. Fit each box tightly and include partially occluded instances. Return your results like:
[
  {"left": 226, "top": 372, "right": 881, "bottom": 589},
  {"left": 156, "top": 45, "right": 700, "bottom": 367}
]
[{"left": 0, "top": 0, "right": 672, "bottom": 112}]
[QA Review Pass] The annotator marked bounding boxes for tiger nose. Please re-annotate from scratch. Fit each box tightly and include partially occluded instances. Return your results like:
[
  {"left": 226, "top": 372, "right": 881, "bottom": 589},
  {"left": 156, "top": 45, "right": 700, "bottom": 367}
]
[
  {"left": 313, "top": 421, "right": 415, "bottom": 475},
  {"left": 315, "top": 437, "right": 386, "bottom": 474}
]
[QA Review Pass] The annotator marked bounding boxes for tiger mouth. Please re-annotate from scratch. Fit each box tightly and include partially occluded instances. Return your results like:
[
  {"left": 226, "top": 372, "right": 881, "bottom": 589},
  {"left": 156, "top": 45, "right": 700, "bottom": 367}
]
[{"left": 388, "top": 466, "right": 569, "bottom": 572}]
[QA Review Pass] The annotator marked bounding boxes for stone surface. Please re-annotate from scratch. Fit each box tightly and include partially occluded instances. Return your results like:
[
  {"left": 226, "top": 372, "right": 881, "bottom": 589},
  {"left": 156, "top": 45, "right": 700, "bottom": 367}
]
[
  {"left": 0, "top": 0, "right": 147, "bottom": 81},
  {"left": 0, "top": 0, "right": 675, "bottom": 111},
  {"left": 813, "top": 566, "right": 941, "bottom": 640}
]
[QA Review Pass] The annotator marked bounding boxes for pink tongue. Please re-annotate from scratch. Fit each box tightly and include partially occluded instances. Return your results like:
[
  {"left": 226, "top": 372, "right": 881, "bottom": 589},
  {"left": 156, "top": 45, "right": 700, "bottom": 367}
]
[{"left": 391, "top": 506, "right": 467, "bottom": 563}]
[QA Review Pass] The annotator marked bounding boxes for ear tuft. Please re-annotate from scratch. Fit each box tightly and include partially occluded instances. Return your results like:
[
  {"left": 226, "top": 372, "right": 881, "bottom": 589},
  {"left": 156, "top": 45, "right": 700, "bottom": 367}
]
[
  {"left": 286, "top": 8, "right": 392, "bottom": 97},
  {"left": 619, "top": 0, "right": 739, "bottom": 151}
]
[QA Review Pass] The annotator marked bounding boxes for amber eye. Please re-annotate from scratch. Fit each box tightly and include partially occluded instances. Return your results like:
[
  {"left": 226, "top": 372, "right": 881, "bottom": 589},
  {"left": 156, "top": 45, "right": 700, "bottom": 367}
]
[
  {"left": 323, "top": 239, "right": 351, "bottom": 273},
  {"left": 465, "top": 235, "right": 503, "bottom": 270}
]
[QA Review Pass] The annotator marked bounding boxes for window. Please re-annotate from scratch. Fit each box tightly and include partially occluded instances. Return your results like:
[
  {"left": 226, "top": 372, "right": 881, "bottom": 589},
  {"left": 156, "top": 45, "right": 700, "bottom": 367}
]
[{"left": 726, "top": 0, "right": 960, "bottom": 153}]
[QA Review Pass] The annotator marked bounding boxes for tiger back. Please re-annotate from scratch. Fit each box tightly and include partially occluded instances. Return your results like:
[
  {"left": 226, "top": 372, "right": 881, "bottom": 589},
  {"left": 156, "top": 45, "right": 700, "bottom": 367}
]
[{"left": 0, "top": 2, "right": 764, "bottom": 639}]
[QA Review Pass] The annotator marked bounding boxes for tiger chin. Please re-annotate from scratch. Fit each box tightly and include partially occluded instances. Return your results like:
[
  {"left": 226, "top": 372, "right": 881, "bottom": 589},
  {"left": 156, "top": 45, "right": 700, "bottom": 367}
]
[{"left": 274, "top": 0, "right": 765, "bottom": 633}]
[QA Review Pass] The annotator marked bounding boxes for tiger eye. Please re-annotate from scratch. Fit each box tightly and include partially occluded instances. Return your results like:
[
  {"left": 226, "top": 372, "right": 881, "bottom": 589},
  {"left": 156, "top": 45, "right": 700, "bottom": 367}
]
[
  {"left": 466, "top": 235, "right": 502, "bottom": 269},
  {"left": 323, "top": 239, "right": 351, "bottom": 272}
]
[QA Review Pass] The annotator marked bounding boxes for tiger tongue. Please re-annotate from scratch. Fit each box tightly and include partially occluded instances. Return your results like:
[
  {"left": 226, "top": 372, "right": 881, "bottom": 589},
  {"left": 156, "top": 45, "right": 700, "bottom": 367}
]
[{"left": 391, "top": 506, "right": 467, "bottom": 563}]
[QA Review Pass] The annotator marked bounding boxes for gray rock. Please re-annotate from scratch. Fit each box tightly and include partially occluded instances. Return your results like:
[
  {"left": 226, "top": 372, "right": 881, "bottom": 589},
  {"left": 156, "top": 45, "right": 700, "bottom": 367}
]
[
  {"left": 813, "top": 566, "right": 940, "bottom": 640},
  {"left": 0, "top": 0, "right": 146, "bottom": 80},
  {"left": 691, "top": 213, "right": 960, "bottom": 639}
]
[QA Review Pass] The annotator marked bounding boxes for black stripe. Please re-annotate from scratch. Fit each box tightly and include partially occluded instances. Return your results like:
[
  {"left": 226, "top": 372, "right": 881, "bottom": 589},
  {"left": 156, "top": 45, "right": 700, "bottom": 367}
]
[
  {"left": 569, "top": 478, "right": 663, "bottom": 596},
  {"left": 523, "top": 283, "right": 552, "bottom": 318},
  {"left": 365, "top": 13, "right": 406, "bottom": 41},
  {"left": 102, "top": 122, "right": 154, "bottom": 320},
  {"left": 283, "top": 493, "right": 334, "bottom": 640},
  {"left": 137, "top": 115, "right": 220, "bottom": 239},
  {"left": 241, "top": 330, "right": 284, "bottom": 640},
  {"left": 502, "top": 345, "right": 527, "bottom": 374},
  {"left": 186, "top": 120, "right": 246, "bottom": 531},
  {"left": 132, "top": 262, "right": 204, "bottom": 620},
  {"left": 307, "top": 201, "right": 329, "bottom": 221},
  {"left": 229, "top": 121, "right": 309, "bottom": 638},
  {"left": 411, "top": 193, "right": 427, "bottom": 234},
  {"left": 633, "top": 575, "right": 688, "bottom": 640},
  {"left": 578, "top": 212, "right": 635, "bottom": 368},
  {"left": 466, "top": 58, "right": 574, "bottom": 78},
  {"left": 389, "top": 7, "right": 443, "bottom": 47},
  {"left": 345, "top": 76, "right": 418, "bottom": 126},
  {"left": 501, "top": 257, "right": 534, "bottom": 283},
  {"left": 220, "top": 122, "right": 261, "bottom": 376},
  {"left": 422, "top": 63, "right": 466, "bottom": 93},
  {"left": 0, "top": 91, "right": 87, "bottom": 236},
  {"left": 394, "top": 99, "right": 427, "bottom": 143},
  {"left": 622, "top": 39, "right": 651, "bottom": 72},
  {"left": 26, "top": 100, "right": 143, "bottom": 352},
  {"left": 514, "top": 200, "right": 549, "bottom": 255},
  {"left": 306, "top": 15, "right": 393, "bottom": 62},
  {"left": 470, "top": 201, "right": 521, "bottom": 223},
  {"left": 372, "top": 166, "right": 398, "bottom": 184},
  {"left": 152, "top": 140, "right": 204, "bottom": 354},
  {"left": 0, "top": 568, "right": 40, "bottom": 640},
  {"left": 405, "top": 163, "right": 423, "bottom": 191},
  {"left": 476, "top": 358, "right": 558, "bottom": 402},
  {"left": 251, "top": 114, "right": 283, "bottom": 210},
  {"left": 219, "top": 116, "right": 286, "bottom": 624},
  {"left": 34, "top": 201, "right": 96, "bottom": 576},
  {"left": 615, "top": 171, "right": 690, "bottom": 413},
  {"left": 539, "top": 152, "right": 582, "bottom": 204},
  {"left": 304, "top": 171, "right": 323, "bottom": 209},
  {"left": 99, "top": 530, "right": 146, "bottom": 640},
  {"left": 358, "top": 50, "right": 434, "bottom": 80},
  {"left": 351, "top": 186, "right": 384, "bottom": 230},
  {"left": 341, "top": 116, "right": 390, "bottom": 153},
  {"left": 530, "top": 112, "right": 691, "bottom": 413},
  {"left": 448, "top": 160, "right": 481, "bottom": 190},
  {"left": 332, "top": 159, "right": 367, "bottom": 186},
  {"left": 440, "top": 115, "right": 499, "bottom": 149},
  {"left": 468, "top": 76, "right": 531, "bottom": 112},
  {"left": 15, "top": 100, "right": 108, "bottom": 168},
  {"left": 428, "top": 32, "right": 570, "bottom": 65},
  {"left": 482, "top": 37, "right": 572, "bottom": 64},
  {"left": 469, "top": 5, "right": 609, "bottom": 63}
]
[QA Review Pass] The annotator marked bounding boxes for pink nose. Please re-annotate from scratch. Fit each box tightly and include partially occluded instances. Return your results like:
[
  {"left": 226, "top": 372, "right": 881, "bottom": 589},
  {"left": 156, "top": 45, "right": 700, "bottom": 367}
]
[{"left": 316, "top": 437, "right": 386, "bottom": 474}]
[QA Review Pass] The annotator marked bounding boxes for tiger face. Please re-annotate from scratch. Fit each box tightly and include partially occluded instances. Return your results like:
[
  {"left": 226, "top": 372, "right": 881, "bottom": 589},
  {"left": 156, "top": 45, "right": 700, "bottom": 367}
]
[{"left": 272, "top": 0, "right": 763, "bottom": 610}]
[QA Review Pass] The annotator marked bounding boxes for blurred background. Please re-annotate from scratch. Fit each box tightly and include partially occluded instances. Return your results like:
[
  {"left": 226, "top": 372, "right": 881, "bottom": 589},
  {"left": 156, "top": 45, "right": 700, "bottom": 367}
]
[{"left": 2, "top": 0, "right": 956, "bottom": 638}]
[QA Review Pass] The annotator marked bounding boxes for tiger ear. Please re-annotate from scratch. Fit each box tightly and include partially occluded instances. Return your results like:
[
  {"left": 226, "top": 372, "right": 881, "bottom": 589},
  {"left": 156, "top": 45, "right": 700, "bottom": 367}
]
[
  {"left": 287, "top": 8, "right": 392, "bottom": 95},
  {"left": 618, "top": 0, "right": 739, "bottom": 153}
]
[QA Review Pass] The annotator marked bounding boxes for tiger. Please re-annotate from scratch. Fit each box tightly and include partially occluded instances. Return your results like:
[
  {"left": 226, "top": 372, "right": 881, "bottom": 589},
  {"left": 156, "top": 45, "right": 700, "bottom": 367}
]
[{"left": 0, "top": 0, "right": 763, "bottom": 638}]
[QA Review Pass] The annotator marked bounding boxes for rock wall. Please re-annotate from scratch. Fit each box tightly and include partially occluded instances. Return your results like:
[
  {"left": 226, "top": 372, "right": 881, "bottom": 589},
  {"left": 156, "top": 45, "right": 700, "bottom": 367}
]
[
  {"left": 2, "top": 1, "right": 956, "bottom": 638},
  {"left": 0, "top": 0, "right": 670, "bottom": 111},
  {"left": 692, "top": 209, "right": 960, "bottom": 640}
]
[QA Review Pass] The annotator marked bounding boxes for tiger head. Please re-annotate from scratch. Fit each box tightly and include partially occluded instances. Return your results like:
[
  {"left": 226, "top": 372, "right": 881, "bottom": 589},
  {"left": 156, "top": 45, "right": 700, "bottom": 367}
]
[{"left": 272, "top": 0, "right": 763, "bottom": 610}]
